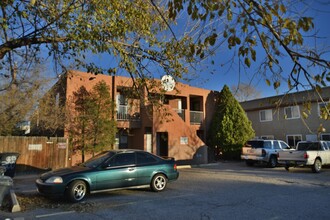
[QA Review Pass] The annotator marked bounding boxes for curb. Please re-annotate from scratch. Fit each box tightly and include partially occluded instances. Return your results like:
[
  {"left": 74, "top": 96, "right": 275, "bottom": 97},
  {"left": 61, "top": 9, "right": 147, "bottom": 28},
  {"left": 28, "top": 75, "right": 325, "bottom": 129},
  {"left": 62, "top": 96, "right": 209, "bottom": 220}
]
[
  {"left": 177, "top": 165, "right": 192, "bottom": 169},
  {"left": 177, "top": 162, "right": 220, "bottom": 169},
  {"left": 9, "top": 189, "right": 21, "bottom": 212}
]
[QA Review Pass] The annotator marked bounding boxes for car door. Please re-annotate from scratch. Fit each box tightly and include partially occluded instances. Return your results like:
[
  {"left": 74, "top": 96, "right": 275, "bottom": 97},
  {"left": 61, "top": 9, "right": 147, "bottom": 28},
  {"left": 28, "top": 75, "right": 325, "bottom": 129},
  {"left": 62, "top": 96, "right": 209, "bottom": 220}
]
[
  {"left": 94, "top": 152, "right": 137, "bottom": 191},
  {"left": 135, "top": 152, "right": 159, "bottom": 185},
  {"left": 320, "top": 142, "right": 330, "bottom": 164},
  {"left": 279, "top": 141, "right": 290, "bottom": 150}
]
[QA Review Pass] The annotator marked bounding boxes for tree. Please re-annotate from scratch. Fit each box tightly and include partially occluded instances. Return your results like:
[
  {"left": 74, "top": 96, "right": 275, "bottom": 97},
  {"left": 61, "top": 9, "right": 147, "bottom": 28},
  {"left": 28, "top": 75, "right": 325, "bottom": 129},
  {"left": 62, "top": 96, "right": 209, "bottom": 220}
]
[
  {"left": 0, "top": 67, "right": 48, "bottom": 135},
  {"left": 88, "top": 81, "right": 116, "bottom": 156},
  {"left": 231, "top": 83, "right": 261, "bottom": 102},
  {"left": 1, "top": 0, "right": 329, "bottom": 94},
  {"left": 208, "top": 85, "right": 255, "bottom": 159},
  {"left": 67, "top": 82, "right": 116, "bottom": 163},
  {"left": 0, "top": 0, "right": 189, "bottom": 95},
  {"left": 30, "top": 80, "right": 67, "bottom": 136},
  {"left": 168, "top": 0, "right": 330, "bottom": 91},
  {"left": 67, "top": 86, "right": 92, "bottom": 163}
]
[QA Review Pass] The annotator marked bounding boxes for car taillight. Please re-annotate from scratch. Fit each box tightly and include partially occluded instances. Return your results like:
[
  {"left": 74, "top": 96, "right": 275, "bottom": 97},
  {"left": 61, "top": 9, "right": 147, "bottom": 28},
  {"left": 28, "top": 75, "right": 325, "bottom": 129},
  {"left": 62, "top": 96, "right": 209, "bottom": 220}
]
[
  {"left": 304, "top": 153, "right": 309, "bottom": 159},
  {"left": 174, "top": 164, "right": 177, "bottom": 170},
  {"left": 262, "top": 149, "right": 266, "bottom": 157}
]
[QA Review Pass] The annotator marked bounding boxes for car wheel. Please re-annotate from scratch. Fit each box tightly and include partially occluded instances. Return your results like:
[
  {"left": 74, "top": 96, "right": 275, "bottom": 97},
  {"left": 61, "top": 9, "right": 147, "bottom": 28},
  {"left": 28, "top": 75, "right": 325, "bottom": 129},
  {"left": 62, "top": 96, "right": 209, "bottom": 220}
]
[
  {"left": 268, "top": 156, "right": 277, "bottom": 168},
  {"left": 285, "top": 165, "right": 290, "bottom": 171},
  {"left": 66, "top": 180, "right": 87, "bottom": 202},
  {"left": 151, "top": 174, "right": 167, "bottom": 192},
  {"left": 312, "top": 159, "right": 322, "bottom": 173}
]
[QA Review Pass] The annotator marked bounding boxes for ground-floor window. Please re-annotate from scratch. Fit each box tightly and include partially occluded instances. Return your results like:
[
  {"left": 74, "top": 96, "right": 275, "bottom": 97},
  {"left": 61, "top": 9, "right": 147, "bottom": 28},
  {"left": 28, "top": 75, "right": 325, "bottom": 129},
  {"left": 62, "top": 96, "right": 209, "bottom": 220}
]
[
  {"left": 286, "top": 135, "right": 302, "bottom": 148},
  {"left": 321, "top": 133, "right": 330, "bottom": 141},
  {"left": 306, "top": 134, "right": 317, "bottom": 141}
]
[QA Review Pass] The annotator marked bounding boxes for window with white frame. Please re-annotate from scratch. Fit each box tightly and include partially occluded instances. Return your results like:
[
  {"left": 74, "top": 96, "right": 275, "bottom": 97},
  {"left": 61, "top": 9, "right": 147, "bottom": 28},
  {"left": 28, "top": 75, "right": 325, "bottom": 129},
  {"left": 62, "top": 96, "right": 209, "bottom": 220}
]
[
  {"left": 318, "top": 102, "right": 329, "bottom": 117},
  {"left": 259, "top": 109, "right": 272, "bottom": 122},
  {"left": 284, "top": 106, "right": 300, "bottom": 119},
  {"left": 286, "top": 135, "right": 302, "bottom": 148},
  {"left": 321, "top": 133, "right": 330, "bottom": 141},
  {"left": 116, "top": 93, "right": 129, "bottom": 120}
]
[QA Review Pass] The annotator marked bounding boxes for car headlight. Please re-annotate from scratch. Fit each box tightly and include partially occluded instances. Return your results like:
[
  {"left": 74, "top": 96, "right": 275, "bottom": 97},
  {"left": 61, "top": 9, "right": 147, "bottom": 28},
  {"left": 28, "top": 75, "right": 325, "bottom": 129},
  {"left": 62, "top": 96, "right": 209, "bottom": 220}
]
[{"left": 45, "top": 176, "right": 63, "bottom": 184}]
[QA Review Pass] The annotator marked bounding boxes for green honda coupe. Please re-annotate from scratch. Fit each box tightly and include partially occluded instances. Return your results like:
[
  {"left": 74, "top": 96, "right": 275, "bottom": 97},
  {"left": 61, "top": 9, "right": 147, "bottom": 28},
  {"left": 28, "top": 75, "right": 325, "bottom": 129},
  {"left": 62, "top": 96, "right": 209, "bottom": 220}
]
[{"left": 36, "top": 149, "right": 179, "bottom": 202}]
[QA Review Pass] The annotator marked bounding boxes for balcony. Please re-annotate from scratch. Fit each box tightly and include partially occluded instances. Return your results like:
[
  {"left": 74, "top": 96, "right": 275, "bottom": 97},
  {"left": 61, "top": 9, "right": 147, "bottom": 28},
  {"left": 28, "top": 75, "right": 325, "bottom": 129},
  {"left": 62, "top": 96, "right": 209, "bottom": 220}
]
[
  {"left": 116, "top": 105, "right": 141, "bottom": 128},
  {"left": 190, "top": 111, "right": 203, "bottom": 124}
]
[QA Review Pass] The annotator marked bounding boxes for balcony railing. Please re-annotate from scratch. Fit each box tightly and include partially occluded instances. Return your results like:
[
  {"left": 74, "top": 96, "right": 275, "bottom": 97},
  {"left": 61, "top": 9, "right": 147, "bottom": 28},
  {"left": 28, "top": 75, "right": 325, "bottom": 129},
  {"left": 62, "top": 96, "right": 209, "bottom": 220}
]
[
  {"left": 117, "top": 105, "right": 129, "bottom": 120},
  {"left": 190, "top": 111, "right": 203, "bottom": 124},
  {"left": 117, "top": 105, "right": 140, "bottom": 121}
]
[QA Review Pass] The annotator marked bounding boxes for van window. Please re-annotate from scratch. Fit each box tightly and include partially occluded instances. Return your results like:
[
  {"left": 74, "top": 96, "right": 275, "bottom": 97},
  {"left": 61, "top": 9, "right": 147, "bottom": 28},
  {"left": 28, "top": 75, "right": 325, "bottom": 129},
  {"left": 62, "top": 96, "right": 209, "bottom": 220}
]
[
  {"left": 273, "top": 141, "right": 281, "bottom": 149},
  {"left": 263, "top": 141, "right": 272, "bottom": 149}
]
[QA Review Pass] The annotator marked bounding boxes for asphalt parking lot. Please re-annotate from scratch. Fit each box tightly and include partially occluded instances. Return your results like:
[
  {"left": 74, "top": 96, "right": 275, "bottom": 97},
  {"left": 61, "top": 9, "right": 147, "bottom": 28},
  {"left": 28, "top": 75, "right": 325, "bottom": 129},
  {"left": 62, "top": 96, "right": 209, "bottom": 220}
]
[{"left": 2, "top": 161, "right": 330, "bottom": 220}]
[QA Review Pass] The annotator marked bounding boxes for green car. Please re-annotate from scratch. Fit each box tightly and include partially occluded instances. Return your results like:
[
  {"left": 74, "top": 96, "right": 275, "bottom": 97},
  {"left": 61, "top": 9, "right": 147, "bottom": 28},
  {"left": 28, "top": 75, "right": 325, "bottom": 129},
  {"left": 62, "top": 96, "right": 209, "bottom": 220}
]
[{"left": 36, "top": 149, "right": 179, "bottom": 202}]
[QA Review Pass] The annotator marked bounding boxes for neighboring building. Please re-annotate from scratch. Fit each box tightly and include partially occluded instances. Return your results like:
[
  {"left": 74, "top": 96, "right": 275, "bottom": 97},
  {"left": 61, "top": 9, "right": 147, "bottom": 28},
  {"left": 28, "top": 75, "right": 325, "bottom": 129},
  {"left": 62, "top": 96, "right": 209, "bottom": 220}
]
[
  {"left": 240, "top": 87, "right": 330, "bottom": 147},
  {"left": 35, "top": 70, "right": 217, "bottom": 165}
]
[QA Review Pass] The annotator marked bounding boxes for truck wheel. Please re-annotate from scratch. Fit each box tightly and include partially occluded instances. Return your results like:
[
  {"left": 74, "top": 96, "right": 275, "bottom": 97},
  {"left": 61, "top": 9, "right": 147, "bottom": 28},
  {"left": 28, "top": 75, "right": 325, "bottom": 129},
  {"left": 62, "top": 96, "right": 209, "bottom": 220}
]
[
  {"left": 245, "top": 160, "right": 254, "bottom": 166},
  {"left": 312, "top": 159, "right": 322, "bottom": 173},
  {"left": 268, "top": 156, "right": 277, "bottom": 168}
]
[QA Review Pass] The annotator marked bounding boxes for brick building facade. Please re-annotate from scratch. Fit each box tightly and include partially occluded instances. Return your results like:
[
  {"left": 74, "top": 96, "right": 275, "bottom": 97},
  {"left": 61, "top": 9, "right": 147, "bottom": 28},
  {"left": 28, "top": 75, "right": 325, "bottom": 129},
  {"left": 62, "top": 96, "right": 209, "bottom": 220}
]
[{"left": 44, "top": 70, "right": 217, "bottom": 165}]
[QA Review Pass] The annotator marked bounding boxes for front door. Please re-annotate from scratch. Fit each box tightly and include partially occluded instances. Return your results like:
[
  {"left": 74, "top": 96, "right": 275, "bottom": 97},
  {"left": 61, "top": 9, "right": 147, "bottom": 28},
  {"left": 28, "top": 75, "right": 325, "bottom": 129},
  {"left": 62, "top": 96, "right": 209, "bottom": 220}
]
[{"left": 157, "top": 132, "right": 168, "bottom": 157}]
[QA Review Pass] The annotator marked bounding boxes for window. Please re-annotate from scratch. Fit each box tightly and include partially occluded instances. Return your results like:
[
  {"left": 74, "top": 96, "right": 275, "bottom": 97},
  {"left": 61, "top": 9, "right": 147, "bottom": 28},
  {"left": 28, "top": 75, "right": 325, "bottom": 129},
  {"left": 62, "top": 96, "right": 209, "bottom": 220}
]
[
  {"left": 279, "top": 141, "right": 290, "bottom": 149},
  {"left": 116, "top": 93, "right": 129, "bottom": 120},
  {"left": 321, "top": 133, "right": 330, "bottom": 141},
  {"left": 136, "top": 152, "right": 158, "bottom": 165},
  {"left": 286, "top": 135, "right": 302, "bottom": 148},
  {"left": 318, "top": 102, "right": 330, "bottom": 117},
  {"left": 259, "top": 109, "right": 272, "bottom": 122},
  {"left": 109, "top": 153, "right": 135, "bottom": 167},
  {"left": 297, "top": 142, "right": 321, "bottom": 151},
  {"left": 117, "top": 93, "right": 128, "bottom": 105},
  {"left": 273, "top": 141, "right": 280, "bottom": 149},
  {"left": 263, "top": 141, "right": 272, "bottom": 149},
  {"left": 284, "top": 106, "right": 300, "bottom": 119}
]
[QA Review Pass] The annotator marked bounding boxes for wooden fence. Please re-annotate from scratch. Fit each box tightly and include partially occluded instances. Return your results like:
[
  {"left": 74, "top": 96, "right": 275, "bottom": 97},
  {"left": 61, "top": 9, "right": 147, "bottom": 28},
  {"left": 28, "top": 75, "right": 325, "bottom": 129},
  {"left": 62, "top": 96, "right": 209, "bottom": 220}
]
[{"left": 0, "top": 136, "right": 69, "bottom": 173}]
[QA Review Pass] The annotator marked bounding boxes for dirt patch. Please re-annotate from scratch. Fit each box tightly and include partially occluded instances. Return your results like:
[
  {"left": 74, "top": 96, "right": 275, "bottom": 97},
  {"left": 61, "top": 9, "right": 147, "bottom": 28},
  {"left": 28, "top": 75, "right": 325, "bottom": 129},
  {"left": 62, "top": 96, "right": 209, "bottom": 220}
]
[{"left": 1, "top": 192, "right": 97, "bottom": 213}]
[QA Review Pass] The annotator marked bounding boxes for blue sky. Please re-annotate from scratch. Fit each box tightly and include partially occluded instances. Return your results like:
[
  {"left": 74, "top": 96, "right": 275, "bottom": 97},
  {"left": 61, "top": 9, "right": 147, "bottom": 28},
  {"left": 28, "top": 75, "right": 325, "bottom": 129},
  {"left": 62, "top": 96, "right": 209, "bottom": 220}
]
[
  {"left": 185, "top": 1, "right": 330, "bottom": 98},
  {"left": 83, "top": 1, "right": 330, "bottom": 99}
]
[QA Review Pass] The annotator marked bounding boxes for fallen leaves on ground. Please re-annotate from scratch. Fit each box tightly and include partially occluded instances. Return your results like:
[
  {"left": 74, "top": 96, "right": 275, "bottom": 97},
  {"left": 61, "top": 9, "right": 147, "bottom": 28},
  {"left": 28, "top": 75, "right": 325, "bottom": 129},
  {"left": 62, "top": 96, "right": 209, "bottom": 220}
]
[{"left": 1, "top": 192, "right": 97, "bottom": 213}]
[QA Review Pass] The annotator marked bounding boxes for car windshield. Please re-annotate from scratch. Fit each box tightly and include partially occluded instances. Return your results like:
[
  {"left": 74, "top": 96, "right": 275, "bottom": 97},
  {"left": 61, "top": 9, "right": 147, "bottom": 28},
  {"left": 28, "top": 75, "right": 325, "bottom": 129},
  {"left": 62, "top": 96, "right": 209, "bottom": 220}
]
[{"left": 80, "top": 151, "right": 115, "bottom": 168}]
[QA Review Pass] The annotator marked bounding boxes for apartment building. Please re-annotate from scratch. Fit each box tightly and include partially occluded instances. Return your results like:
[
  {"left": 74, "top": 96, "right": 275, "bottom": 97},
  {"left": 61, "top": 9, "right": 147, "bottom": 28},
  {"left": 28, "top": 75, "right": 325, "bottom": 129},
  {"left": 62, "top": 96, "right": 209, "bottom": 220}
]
[
  {"left": 44, "top": 70, "right": 217, "bottom": 165},
  {"left": 240, "top": 87, "right": 330, "bottom": 147}
]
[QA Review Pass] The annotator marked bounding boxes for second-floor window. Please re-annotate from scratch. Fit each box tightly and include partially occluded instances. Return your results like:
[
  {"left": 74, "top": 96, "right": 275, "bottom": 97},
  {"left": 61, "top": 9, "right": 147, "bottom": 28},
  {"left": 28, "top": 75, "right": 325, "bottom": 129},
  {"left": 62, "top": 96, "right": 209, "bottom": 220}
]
[
  {"left": 284, "top": 106, "right": 300, "bottom": 119},
  {"left": 259, "top": 109, "right": 272, "bottom": 122},
  {"left": 117, "top": 94, "right": 129, "bottom": 120}
]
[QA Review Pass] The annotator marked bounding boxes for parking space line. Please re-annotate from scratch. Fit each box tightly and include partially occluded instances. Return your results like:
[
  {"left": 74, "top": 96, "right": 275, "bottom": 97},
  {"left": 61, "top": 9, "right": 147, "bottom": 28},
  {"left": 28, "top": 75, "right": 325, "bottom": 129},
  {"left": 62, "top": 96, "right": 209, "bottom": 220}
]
[{"left": 35, "top": 211, "right": 76, "bottom": 218}]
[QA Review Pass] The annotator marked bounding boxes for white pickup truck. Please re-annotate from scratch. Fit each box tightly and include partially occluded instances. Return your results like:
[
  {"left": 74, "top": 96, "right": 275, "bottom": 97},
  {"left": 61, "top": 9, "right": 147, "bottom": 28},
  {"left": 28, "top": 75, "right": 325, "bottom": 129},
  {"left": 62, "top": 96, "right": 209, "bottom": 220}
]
[
  {"left": 278, "top": 141, "right": 330, "bottom": 173},
  {"left": 241, "top": 139, "right": 291, "bottom": 168}
]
